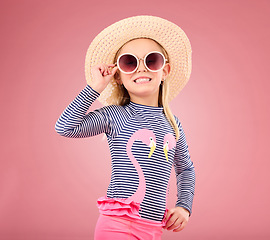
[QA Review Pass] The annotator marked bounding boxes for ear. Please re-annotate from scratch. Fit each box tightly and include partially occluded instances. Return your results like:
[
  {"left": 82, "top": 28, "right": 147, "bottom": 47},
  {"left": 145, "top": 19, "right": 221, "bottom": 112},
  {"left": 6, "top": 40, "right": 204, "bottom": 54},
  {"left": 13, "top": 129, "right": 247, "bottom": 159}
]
[{"left": 162, "top": 63, "right": 171, "bottom": 79}]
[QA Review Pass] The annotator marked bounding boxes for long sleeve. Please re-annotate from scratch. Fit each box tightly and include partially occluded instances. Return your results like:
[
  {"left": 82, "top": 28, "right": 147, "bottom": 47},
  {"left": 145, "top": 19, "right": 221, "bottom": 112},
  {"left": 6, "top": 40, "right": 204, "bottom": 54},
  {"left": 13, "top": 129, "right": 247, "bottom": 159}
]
[
  {"left": 55, "top": 84, "right": 112, "bottom": 138},
  {"left": 173, "top": 118, "right": 196, "bottom": 216}
]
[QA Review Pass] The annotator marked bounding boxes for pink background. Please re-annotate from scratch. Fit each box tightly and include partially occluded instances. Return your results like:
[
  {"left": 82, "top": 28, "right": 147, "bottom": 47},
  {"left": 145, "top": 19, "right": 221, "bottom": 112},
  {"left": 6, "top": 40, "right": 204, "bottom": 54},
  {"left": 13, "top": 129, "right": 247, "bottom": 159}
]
[{"left": 1, "top": 0, "right": 270, "bottom": 239}]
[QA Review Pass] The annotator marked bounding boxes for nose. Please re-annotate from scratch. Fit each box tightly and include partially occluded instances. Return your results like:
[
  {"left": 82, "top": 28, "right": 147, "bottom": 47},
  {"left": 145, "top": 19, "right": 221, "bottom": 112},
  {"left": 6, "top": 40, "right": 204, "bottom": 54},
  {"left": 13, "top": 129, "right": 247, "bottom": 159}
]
[{"left": 136, "top": 58, "right": 147, "bottom": 72}]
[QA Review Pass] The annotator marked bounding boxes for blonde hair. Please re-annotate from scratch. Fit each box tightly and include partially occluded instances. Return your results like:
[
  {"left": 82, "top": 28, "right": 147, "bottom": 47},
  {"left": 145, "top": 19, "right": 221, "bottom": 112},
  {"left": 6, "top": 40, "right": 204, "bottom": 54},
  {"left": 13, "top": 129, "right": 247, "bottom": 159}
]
[{"left": 112, "top": 38, "right": 180, "bottom": 141}]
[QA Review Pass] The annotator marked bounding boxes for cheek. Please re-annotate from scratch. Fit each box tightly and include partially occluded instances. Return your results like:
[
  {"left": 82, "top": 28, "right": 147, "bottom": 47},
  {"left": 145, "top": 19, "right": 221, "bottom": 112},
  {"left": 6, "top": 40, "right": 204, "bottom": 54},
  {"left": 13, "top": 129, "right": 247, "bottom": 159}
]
[
  {"left": 119, "top": 73, "right": 132, "bottom": 84},
  {"left": 155, "top": 72, "right": 163, "bottom": 80}
]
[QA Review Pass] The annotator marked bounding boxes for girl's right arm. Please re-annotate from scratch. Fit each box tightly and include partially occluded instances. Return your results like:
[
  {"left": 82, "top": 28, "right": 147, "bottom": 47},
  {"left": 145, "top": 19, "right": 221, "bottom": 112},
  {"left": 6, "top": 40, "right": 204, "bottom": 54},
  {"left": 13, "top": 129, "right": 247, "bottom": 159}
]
[{"left": 54, "top": 63, "right": 118, "bottom": 138}]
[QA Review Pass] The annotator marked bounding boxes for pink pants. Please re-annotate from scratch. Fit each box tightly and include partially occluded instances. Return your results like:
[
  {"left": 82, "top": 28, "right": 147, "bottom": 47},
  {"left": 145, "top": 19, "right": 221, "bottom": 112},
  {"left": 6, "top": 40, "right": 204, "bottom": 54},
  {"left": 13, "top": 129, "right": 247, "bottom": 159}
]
[{"left": 94, "top": 214, "right": 163, "bottom": 240}]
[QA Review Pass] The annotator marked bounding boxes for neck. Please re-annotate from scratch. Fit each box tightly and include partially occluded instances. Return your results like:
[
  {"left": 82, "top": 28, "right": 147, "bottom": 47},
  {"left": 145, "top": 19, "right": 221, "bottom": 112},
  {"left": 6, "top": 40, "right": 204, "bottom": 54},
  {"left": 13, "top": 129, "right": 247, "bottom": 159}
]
[
  {"left": 130, "top": 98, "right": 159, "bottom": 107},
  {"left": 129, "top": 92, "right": 159, "bottom": 107}
]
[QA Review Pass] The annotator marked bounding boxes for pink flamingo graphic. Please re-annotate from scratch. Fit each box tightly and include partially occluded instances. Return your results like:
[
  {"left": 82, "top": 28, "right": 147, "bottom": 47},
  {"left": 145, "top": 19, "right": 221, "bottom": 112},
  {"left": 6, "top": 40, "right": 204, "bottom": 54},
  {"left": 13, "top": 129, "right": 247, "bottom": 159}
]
[
  {"left": 97, "top": 131, "right": 176, "bottom": 220},
  {"left": 126, "top": 129, "right": 156, "bottom": 204},
  {"left": 163, "top": 133, "right": 177, "bottom": 218},
  {"left": 97, "top": 129, "right": 156, "bottom": 218},
  {"left": 163, "top": 133, "right": 176, "bottom": 162}
]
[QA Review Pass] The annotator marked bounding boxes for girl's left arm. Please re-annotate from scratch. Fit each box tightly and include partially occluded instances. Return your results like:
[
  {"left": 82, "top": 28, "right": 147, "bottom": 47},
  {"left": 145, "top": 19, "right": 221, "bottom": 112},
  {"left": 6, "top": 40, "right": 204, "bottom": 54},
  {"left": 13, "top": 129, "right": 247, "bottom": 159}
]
[
  {"left": 163, "top": 117, "right": 195, "bottom": 232},
  {"left": 173, "top": 120, "right": 195, "bottom": 215}
]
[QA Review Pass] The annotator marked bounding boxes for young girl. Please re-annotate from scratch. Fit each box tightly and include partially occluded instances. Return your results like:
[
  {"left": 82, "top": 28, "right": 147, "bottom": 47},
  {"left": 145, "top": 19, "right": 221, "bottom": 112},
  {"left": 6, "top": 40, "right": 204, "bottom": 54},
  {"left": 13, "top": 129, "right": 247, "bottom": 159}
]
[{"left": 55, "top": 15, "right": 195, "bottom": 240}]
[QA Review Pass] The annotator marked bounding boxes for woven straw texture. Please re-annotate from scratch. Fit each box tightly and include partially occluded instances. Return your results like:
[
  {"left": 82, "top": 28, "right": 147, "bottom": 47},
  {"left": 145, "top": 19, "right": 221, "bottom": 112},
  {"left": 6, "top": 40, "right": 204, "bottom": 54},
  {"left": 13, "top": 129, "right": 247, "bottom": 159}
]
[{"left": 85, "top": 15, "right": 192, "bottom": 106}]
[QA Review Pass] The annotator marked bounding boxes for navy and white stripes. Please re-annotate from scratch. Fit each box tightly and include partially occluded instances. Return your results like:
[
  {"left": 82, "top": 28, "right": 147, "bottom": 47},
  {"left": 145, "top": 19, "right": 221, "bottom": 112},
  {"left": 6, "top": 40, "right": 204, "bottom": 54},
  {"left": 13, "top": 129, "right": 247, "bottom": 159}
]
[{"left": 55, "top": 84, "right": 195, "bottom": 222}]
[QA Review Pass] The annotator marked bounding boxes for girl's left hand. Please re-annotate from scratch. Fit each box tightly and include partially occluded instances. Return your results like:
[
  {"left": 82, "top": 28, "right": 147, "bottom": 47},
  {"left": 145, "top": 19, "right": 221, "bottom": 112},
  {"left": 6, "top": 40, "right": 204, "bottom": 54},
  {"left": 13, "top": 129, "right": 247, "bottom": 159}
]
[{"left": 163, "top": 207, "right": 190, "bottom": 232}]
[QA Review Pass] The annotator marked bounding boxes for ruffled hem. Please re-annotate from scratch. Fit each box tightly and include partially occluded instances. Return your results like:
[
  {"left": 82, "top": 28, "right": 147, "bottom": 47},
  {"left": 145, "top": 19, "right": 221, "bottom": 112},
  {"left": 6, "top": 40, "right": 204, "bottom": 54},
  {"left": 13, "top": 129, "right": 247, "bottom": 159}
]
[{"left": 96, "top": 196, "right": 141, "bottom": 220}]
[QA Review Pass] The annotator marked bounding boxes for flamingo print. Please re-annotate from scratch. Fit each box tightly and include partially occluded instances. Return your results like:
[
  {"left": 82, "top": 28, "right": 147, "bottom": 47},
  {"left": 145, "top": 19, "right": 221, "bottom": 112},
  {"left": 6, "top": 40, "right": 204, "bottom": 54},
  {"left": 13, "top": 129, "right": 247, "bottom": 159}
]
[
  {"left": 126, "top": 130, "right": 176, "bottom": 204},
  {"left": 163, "top": 133, "right": 177, "bottom": 215},
  {"left": 97, "top": 130, "right": 176, "bottom": 219},
  {"left": 126, "top": 129, "right": 156, "bottom": 204},
  {"left": 163, "top": 133, "right": 176, "bottom": 161}
]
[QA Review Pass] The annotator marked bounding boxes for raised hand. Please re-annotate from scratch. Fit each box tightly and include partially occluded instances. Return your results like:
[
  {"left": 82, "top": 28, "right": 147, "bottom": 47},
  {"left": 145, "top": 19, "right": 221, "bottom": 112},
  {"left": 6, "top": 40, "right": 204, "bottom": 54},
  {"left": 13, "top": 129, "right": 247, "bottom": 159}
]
[{"left": 87, "top": 63, "right": 118, "bottom": 94}]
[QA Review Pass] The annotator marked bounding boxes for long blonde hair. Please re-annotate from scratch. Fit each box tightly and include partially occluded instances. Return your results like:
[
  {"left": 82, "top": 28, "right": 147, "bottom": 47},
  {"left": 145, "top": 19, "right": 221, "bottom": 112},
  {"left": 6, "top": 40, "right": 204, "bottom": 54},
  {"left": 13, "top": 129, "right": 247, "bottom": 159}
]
[{"left": 112, "top": 38, "right": 180, "bottom": 141}]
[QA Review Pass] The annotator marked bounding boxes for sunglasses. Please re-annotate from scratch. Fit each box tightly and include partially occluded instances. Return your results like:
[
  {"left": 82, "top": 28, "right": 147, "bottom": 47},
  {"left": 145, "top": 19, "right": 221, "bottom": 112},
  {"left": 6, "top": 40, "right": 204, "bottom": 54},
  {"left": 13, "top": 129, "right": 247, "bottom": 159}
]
[{"left": 115, "top": 51, "right": 168, "bottom": 74}]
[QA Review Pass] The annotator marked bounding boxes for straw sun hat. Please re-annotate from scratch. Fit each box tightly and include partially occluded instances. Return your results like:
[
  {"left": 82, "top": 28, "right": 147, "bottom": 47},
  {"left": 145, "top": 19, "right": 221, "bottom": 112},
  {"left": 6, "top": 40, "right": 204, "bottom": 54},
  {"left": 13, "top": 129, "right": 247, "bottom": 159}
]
[{"left": 85, "top": 15, "right": 192, "bottom": 106}]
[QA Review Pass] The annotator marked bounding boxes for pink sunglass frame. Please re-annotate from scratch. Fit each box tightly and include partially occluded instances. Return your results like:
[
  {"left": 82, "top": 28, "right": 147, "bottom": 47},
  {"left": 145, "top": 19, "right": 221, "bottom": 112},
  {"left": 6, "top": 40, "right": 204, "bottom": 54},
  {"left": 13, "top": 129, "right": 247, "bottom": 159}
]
[{"left": 115, "top": 51, "right": 168, "bottom": 74}]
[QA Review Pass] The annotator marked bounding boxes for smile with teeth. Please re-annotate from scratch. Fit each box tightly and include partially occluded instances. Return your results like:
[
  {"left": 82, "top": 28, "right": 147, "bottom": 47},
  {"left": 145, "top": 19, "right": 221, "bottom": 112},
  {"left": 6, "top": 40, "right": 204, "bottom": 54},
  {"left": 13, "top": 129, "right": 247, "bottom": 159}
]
[{"left": 134, "top": 78, "right": 152, "bottom": 83}]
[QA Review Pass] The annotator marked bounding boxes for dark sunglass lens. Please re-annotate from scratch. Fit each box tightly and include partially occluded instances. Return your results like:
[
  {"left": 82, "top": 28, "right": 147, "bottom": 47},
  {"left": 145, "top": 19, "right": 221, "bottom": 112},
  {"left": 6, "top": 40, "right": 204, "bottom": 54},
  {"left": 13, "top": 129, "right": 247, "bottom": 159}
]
[
  {"left": 146, "top": 52, "right": 164, "bottom": 71},
  {"left": 119, "top": 54, "right": 137, "bottom": 72}
]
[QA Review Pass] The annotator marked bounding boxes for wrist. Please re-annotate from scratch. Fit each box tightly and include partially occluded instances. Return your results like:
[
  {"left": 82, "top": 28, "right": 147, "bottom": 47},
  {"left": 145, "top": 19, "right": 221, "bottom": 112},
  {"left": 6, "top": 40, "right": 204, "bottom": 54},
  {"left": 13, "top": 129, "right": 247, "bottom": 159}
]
[
  {"left": 177, "top": 206, "right": 190, "bottom": 215},
  {"left": 87, "top": 83, "right": 103, "bottom": 94}
]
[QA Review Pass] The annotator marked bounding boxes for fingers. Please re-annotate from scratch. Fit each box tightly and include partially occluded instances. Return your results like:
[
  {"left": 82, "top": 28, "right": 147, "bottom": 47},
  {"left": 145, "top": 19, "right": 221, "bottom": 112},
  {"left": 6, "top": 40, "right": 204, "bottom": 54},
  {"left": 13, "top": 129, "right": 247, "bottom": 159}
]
[
  {"left": 173, "top": 221, "right": 187, "bottom": 232},
  {"left": 164, "top": 213, "right": 178, "bottom": 230},
  {"left": 165, "top": 216, "right": 186, "bottom": 232},
  {"left": 110, "top": 65, "right": 118, "bottom": 75},
  {"left": 107, "top": 64, "right": 117, "bottom": 67},
  {"left": 163, "top": 208, "right": 172, "bottom": 224},
  {"left": 88, "top": 63, "right": 118, "bottom": 93},
  {"left": 103, "top": 66, "right": 118, "bottom": 76},
  {"left": 98, "top": 63, "right": 117, "bottom": 76},
  {"left": 163, "top": 207, "right": 189, "bottom": 232},
  {"left": 100, "top": 64, "right": 109, "bottom": 76}
]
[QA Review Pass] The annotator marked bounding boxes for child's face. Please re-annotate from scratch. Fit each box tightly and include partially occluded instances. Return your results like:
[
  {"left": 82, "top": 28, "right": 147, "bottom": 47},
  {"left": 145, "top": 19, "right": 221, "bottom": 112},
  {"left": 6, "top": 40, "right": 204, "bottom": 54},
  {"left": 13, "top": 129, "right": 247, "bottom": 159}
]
[{"left": 116, "top": 38, "right": 170, "bottom": 105}]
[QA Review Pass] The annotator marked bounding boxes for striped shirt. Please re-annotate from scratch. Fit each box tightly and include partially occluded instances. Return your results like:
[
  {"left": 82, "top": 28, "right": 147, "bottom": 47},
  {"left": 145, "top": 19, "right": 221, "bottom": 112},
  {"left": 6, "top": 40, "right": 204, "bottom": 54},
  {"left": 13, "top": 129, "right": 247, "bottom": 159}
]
[{"left": 55, "top": 84, "right": 195, "bottom": 222}]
